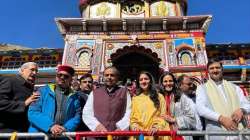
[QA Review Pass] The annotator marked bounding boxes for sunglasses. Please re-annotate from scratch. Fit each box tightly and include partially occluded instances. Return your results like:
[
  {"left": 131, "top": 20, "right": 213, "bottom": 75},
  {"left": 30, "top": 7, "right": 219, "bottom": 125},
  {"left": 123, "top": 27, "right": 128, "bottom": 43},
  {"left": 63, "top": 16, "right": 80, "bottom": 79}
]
[{"left": 57, "top": 73, "right": 71, "bottom": 79}]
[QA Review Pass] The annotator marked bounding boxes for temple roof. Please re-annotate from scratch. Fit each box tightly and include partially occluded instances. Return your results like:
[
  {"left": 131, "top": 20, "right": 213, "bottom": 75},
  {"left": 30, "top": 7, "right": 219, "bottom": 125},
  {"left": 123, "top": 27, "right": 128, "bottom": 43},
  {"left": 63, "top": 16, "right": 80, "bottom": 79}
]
[
  {"left": 0, "top": 43, "right": 31, "bottom": 51},
  {"left": 55, "top": 15, "right": 211, "bottom": 34}
]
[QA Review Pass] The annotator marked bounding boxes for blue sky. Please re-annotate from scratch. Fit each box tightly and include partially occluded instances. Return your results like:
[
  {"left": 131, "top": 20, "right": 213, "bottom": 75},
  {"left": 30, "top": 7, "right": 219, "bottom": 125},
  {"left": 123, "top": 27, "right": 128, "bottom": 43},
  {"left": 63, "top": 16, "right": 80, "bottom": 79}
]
[{"left": 0, "top": 0, "right": 249, "bottom": 48}]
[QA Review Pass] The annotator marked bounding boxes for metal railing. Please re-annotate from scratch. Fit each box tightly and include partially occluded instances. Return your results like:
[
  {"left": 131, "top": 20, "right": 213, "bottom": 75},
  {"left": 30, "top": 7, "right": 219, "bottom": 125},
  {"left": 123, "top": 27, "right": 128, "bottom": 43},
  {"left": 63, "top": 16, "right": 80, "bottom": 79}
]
[
  {"left": 222, "top": 60, "right": 240, "bottom": 65},
  {"left": 1, "top": 130, "right": 250, "bottom": 140}
]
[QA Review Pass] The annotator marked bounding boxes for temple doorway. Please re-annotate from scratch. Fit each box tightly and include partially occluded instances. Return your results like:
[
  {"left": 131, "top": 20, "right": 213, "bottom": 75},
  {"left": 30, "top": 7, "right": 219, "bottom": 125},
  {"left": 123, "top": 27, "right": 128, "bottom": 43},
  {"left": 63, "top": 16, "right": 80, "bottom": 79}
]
[{"left": 111, "top": 45, "right": 161, "bottom": 84}]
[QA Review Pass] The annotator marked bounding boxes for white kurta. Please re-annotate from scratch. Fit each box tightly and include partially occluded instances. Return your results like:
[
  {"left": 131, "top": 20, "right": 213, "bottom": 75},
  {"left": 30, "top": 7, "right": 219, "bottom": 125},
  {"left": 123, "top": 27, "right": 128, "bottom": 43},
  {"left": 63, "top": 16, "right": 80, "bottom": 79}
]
[
  {"left": 196, "top": 81, "right": 250, "bottom": 140},
  {"left": 82, "top": 91, "right": 131, "bottom": 131},
  {"left": 173, "top": 94, "right": 197, "bottom": 140},
  {"left": 175, "top": 94, "right": 197, "bottom": 130}
]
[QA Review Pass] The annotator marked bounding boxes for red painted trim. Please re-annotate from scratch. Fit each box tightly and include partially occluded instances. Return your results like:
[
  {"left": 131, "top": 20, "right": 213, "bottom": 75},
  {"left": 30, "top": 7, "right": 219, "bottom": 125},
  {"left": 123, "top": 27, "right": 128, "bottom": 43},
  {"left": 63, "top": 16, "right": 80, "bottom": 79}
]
[
  {"left": 75, "top": 131, "right": 177, "bottom": 137},
  {"left": 191, "top": 32, "right": 204, "bottom": 37}
]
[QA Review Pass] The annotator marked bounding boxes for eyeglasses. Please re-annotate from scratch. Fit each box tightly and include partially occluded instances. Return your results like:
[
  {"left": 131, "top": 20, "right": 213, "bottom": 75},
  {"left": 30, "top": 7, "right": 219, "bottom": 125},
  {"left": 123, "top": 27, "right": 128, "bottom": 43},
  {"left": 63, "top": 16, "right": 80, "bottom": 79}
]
[
  {"left": 56, "top": 73, "right": 71, "bottom": 79},
  {"left": 185, "top": 83, "right": 193, "bottom": 86},
  {"left": 81, "top": 80, "right": 93, "bottom": 84},
  {"left": 26, "top": 68, "right": 38, "bottom": 73}
]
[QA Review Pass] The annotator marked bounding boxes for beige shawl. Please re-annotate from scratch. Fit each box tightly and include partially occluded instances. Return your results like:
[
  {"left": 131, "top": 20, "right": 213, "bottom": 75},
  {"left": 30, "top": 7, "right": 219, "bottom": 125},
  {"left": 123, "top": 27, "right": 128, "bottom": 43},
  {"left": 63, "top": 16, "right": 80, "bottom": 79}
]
[{"left": 205, "top": 79, "right": 243, "bottom": 129}]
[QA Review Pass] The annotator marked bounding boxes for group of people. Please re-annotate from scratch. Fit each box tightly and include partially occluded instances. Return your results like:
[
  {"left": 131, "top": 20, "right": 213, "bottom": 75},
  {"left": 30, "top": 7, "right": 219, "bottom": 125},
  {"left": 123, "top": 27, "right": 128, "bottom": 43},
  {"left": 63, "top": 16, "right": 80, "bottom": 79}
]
[{"left": 0, "top": 58, "right": 250, "bottom": 140}]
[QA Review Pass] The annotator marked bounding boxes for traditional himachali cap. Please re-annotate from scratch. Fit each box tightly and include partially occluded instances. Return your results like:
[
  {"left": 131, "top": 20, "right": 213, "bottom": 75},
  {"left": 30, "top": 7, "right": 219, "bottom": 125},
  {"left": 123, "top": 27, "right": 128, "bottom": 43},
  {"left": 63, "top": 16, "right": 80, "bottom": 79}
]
[{"left": 57, "top": 65, "right": 75, "bottom": 76}]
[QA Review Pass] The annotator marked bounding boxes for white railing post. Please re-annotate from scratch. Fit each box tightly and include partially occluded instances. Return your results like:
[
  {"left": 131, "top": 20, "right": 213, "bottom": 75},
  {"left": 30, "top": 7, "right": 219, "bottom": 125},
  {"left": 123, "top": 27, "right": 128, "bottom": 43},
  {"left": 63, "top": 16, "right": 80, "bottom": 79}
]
[{"left": 205, "top": 134, "right": 210, "bottom": 140}]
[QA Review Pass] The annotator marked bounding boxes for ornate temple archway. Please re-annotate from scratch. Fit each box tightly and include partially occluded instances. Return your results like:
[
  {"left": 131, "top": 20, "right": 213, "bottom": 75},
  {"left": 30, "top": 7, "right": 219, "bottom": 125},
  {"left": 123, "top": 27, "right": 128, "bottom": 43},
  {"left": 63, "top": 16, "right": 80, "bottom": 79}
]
[{"left": 111, "top": 45, "right": 161, "bottom": 83}]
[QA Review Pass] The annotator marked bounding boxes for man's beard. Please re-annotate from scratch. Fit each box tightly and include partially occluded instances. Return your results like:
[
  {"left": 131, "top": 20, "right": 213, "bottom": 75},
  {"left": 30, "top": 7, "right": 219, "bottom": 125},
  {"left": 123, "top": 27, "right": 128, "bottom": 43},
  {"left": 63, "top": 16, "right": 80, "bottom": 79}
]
[
  {"left": 84, "top": 89, "right": 91, "bottom": 94},
  {"left": 187, "top": 91, "right": 196, "bottom": 98}
]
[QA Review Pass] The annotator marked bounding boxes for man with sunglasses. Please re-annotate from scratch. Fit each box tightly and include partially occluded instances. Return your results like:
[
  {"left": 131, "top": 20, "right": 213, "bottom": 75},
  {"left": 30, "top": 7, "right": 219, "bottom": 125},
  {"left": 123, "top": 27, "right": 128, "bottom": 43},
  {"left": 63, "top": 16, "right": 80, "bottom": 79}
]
[
  {"left": 28, "top": 65, "right": 81, "bottom": 136},
  {"left": 0, "top": 62, "right": 39, "bottom": 133},
  {"left": 82, "top": 66, "right": 131, "bottom": 132}
]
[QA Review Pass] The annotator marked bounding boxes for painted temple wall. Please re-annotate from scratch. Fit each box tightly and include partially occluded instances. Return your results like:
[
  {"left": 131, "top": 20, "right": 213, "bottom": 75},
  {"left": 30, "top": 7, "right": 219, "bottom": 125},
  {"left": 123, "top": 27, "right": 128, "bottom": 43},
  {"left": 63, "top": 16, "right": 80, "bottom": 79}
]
[{"left": 62, "top": 32, "right": 207, "bottom": 80}]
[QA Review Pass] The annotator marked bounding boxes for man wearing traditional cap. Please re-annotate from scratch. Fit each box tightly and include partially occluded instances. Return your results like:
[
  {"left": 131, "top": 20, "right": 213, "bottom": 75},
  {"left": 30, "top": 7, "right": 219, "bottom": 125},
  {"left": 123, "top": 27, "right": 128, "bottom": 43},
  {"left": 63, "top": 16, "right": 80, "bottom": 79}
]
[
  {"left": 0, "top": 62, "right": 39, "bottom": 132},
  {"left": 28, "top": 65, "right": 81, "bottom": 136},
  {"left": 82, "top": 66, "right": 131, "bottom": 132}
]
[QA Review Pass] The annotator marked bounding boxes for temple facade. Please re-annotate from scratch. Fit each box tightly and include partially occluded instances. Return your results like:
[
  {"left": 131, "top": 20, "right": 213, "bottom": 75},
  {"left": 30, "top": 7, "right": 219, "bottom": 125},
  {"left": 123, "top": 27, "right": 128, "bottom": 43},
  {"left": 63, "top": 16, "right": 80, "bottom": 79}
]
[{"left": 56, "top": 0, "right": 212, "bottom": 83}]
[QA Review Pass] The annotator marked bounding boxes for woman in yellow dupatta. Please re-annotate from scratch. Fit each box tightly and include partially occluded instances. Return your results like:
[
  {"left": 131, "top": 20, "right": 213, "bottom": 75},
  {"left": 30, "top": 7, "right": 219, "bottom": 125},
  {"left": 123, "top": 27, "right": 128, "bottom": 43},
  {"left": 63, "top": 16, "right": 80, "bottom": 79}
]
[{"left": 130, "top": 71, "right": 170, "bottom": 140}]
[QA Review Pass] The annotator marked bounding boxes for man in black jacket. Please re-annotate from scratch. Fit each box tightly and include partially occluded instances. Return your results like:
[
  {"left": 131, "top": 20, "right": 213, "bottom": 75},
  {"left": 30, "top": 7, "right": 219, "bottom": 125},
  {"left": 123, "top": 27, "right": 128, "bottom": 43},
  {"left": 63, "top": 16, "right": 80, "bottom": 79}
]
[
  {"left": 0, "top": 62, "right": 40, "bottom": 132},
  {"left": 77, "top": 73, "right": 93, "bottom": 131}
]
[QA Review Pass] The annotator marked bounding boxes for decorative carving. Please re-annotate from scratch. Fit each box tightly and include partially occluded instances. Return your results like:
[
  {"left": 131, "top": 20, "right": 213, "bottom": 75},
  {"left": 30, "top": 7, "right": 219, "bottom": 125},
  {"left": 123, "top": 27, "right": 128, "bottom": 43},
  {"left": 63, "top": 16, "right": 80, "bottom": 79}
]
[
  {"left": 177, "top": 50, "right": 194, "bottom": 65},
  {"left": 78, "top": 51, "right": 91, "bottom": 68},
  {"left": 154, "top": 42, "right": 163, "bottom": 49},
  {"left": 174, "top": 38, "right": 195, "bottom": 52},
  {"left": 169, "top": 53, "right": 176, "bottom": 66},
  {"left": 75, "top": 39, "right": 95, "bottom": 69},
  {"left": 122, "top": 1, "right": 144, "bottom": 15},
  {"left": 107, "top": 43, "right": 114, "bottom": 50},
  {"left": 181, "top": 53, "right": 192, "bottom": 65},
  {"left": 196, "top": 42, "right": 206, "bottom": 65},
  {"left": 65, "top": 42, "right": 77, "bottom": 66},
  {"left": 92, "top": 40, "right": 103, "bottom": 75},
  {"left": 156, "top": 1, "right": 168, "bottom": 16},
  {"left": 104, "top": 41, "right": 165, "bottom": 67},
  {"left": 96, "top": 3, "right": 111, "bottom": 16},
  {"left": 151, "top": 1, "right": 176, "bottom": 17},
  {"left": 196, "top": 51, "right": 205, "bottom": 65},
  {"left": 169, "top": 45, "right": 173, "bottom": 52},
  {"left": 90, "top": 2, "right": 116, "bottom": 18}
]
